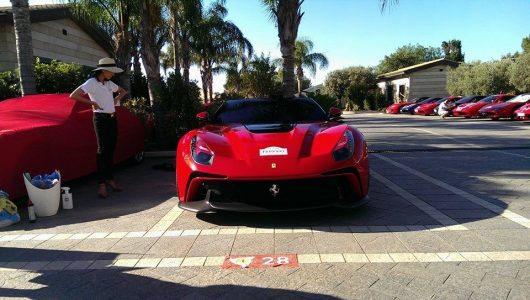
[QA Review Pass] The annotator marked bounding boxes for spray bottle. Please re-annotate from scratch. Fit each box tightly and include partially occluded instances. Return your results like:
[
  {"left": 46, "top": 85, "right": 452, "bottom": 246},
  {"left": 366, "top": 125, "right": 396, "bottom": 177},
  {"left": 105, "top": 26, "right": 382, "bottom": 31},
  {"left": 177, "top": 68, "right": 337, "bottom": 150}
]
[
  {"left": 28, "top": 199, "right": 36, "bottom": 223},
  {"left": 61, "top": 187, "right": 73, "bottom": 209}
]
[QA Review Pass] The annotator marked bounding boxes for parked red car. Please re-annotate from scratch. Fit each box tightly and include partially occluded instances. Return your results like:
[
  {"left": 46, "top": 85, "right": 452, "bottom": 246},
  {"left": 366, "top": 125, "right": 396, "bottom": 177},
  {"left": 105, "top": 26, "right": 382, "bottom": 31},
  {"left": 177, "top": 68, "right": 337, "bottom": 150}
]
[
  {"left": 514, "top": 102, "right": 530, "bottom": 120},
  {"left": 0, "top": 94, "right": 145, "bottom": 198},
  {"left": 385, "top": 97, "right": 429, "bottom": 114},
  {"left": 453, "top": 94, "right": 514, "bottom": 118},
  {"left": 478, "top": 93, "right": 530, "bottom": 120},
  {"left": 414, "top": 96, "right": 461, "bottom": 116},
  {"left": 176, "top": 98, "right": 370, "bottom": 212}
]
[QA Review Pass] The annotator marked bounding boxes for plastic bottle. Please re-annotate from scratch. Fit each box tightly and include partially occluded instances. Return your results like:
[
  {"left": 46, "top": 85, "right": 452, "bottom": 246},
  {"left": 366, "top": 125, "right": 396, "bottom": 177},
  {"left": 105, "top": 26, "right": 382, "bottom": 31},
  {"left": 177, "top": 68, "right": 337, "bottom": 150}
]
[
  {"left": 61, "top": 187, "right": 73, "bottom": 209},
  {"left": 28, "top": 200, "right": 36, "bottom": 223}
]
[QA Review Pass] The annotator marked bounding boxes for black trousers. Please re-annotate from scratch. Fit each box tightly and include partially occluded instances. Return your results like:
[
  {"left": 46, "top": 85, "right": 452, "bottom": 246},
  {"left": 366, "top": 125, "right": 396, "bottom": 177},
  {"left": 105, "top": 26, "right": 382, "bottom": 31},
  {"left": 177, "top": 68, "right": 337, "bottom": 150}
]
[{"left": 93, "top": 113, "right": 118, "bottom": 184}]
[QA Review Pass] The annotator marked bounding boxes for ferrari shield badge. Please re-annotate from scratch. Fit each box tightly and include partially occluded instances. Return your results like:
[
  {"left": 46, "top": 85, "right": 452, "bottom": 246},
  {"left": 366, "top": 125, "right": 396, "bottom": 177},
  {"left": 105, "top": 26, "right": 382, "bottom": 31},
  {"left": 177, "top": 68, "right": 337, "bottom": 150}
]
[{"left": 259, "top": 146, "right": 288, "bottom": 156}]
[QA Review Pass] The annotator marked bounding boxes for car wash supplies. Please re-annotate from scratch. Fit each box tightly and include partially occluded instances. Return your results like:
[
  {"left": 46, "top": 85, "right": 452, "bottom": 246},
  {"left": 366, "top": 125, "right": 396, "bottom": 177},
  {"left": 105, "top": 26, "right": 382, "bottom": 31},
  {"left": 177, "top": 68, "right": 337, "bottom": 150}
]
[
  {"left": 61, "top": 187, "right": 73, "bottom": 209},
  {"left": 28, "top": 200, "right": 36, "bottom": 223}
]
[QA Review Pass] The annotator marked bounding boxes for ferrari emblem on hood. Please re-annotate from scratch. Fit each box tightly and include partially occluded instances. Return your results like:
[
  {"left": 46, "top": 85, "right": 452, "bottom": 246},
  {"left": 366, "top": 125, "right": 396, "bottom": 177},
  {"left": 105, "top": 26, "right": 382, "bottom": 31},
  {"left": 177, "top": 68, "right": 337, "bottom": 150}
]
[{"left": 259, "top": 146, "right": 288, "bottom": 156}]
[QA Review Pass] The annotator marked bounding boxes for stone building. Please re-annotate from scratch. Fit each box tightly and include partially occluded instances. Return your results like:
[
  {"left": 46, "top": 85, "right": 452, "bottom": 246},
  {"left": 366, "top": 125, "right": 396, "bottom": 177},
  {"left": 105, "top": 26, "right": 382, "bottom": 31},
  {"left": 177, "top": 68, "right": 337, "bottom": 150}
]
[
  {"left": 376, "top": 58, "right": 460, "bottom": 103},
  {"left": 0, "top": 4, "right": 112, "bottom": 71}
]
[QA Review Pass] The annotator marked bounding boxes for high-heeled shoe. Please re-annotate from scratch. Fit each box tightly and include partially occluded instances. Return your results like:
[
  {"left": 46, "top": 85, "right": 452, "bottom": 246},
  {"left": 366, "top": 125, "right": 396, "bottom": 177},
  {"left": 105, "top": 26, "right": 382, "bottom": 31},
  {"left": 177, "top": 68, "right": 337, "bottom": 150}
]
[
  {"left": 106, "top": 180, "right": 123, "bottom": 192},
  {"left": 98, "top": 183, "right": 108, "bottom": 198}
]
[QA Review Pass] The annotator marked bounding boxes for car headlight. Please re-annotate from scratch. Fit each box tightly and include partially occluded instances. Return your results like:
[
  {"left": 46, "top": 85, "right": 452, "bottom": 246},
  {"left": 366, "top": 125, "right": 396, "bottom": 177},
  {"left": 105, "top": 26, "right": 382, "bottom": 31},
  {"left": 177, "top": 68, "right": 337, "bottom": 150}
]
[
  {"left": 191, "top": 136, "right": 214, "bottom": 165},
  {"left": 333, "top": 130, "right": 354, "bottom": 161}
]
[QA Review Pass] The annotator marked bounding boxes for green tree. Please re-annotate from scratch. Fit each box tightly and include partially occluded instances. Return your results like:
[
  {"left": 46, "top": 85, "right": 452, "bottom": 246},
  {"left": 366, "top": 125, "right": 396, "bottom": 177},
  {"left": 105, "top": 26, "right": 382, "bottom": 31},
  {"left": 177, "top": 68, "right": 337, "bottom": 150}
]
[
  {"left": 10, "top": 0, "right": 36, "bottom": 95},
  {"left": 240, "top": 54, "right": 281, "bottom": 98},
  {"left": 377, "top": 44, "right": 443, "bottom": 74},
  {"left": 509, "top": 52, "right": 530, "bottom": 92},
  {"left": 522, "top": 35, "right": 530, "bottom": 53},
  {"left": 442, "top": 39, "right": 465, "bottom": 62},
  {"left": 294, "top": 38, "right": 328, "bottom": 94},
  {"left": 323, "top": 66, "right": 377, "bottom": 110},
  {"left": 447, "top": 60, "right": 516, "bottom": 95}
]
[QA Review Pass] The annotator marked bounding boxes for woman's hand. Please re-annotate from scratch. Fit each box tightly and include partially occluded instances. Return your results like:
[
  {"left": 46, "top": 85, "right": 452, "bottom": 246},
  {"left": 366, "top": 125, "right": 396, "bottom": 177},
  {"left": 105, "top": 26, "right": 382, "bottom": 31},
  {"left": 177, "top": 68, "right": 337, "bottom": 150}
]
[{"left": 91, "top": 101, "right": 102, "bottom": 110}]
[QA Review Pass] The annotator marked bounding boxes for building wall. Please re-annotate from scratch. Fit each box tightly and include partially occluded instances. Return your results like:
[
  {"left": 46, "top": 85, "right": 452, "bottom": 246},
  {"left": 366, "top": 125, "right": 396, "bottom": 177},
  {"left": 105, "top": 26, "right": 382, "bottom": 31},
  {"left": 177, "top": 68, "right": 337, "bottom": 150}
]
[
  {"left": 0, "top": 18, "right": 109, "bottom": 72},
  {"left": 377, "top": 78, "right": 410, "bottom": 103},
  {"left": 0, "top": 24, "right": 18, "bottom": 71},
  {"left": 409, "top": 65, "right": 453, "bottom": 98}
]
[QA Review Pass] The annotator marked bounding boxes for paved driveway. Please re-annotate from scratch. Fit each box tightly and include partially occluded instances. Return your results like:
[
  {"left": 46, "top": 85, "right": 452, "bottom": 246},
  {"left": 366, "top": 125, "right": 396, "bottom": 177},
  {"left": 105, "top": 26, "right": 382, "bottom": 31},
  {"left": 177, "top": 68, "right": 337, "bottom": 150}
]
[{"left": 1, "top": 113, "right": 529, "bottom": 299}]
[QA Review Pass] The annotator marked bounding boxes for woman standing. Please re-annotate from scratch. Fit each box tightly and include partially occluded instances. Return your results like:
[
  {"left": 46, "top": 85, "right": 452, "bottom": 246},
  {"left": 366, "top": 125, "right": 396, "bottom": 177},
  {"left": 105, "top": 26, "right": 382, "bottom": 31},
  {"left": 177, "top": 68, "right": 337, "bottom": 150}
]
[{"left": 70, "top": 58, "right": 127, "bottom": 198}]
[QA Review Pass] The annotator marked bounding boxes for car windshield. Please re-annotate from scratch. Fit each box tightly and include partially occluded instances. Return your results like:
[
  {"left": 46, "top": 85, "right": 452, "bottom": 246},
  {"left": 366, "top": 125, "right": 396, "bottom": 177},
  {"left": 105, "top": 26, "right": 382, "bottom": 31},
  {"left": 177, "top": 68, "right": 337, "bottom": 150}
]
[
  {"left": 421, "top": 97, "right": 440, "bottom": 104},
  {"left": 477, "top": 95, "right": 497, "bottom": 103},
  {"left": 507, "top": 94, "right": 530, "bottom": 103},
  {"left": 455, "top": 96, "right": 479, "bottom": 104},
  {"left": 212, "top": 98, "right": 328, "bottom": 124}
]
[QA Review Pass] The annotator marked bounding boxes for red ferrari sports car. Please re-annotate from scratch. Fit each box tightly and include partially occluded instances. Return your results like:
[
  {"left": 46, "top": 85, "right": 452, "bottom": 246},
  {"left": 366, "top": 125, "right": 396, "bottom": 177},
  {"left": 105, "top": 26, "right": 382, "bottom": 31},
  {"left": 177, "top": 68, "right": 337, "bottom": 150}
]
[
  {"left": 0, "top": 94, "right": 144, "bottom": 198},
  {"left": 385, "top": 97, "right": 429, "bottom": 114},
  {"left": 478, "top": 93, "right": 530, "bottom": 120},
  {"left": 414, "top": 96, "right": 461, "bottom": 116},
  {"left": 514, "top": 102, "right": 530, "bottom": 120},
  {"left": 453, "top": 94, "right": 514, "bottom": 118},
  {"left": 176, "top": 97, "right": 370, "bottom": 212}
]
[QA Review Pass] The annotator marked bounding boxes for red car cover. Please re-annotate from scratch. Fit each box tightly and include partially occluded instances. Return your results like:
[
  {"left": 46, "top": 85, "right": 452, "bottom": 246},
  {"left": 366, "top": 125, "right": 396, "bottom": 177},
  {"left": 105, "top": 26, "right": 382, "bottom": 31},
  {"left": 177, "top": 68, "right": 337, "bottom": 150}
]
[{"left": 0, "top": 94, "right": 144, "bottom": 198}]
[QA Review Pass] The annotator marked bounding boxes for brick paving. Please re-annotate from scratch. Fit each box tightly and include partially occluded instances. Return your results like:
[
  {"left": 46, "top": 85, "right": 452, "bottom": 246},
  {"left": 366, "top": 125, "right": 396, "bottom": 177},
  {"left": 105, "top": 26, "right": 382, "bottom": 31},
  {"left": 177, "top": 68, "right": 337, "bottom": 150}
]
[{"left": 1, "top": 113, "right": 530, "bottom": 299}]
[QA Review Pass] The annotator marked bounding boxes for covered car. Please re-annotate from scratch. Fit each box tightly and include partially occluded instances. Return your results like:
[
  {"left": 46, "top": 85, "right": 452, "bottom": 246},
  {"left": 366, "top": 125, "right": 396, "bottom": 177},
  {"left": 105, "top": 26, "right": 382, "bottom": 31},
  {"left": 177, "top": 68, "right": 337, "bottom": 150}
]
[
  {"left": 453, "top": 94, "right": 514, "bottom": 118},
  {"left": 478, "top": 93, "right": 530, "bottom": 120},
  {"left": 176, "top": 97, "right": 370, "bottom": 213},
  {"left": 385, "top": 97, "right": 429, "bottom": 114},
  {"left": 0, "top": 94, "right": 145, "bottom": 198},
  {"left": 400, "top": 97, "right": 441, "bottom": 114}
]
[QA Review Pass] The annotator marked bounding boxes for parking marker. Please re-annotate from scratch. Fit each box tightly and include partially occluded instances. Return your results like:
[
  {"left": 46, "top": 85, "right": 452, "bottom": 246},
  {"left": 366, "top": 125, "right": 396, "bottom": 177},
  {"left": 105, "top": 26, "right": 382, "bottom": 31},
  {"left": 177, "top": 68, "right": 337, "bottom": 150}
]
[
  {"left": 372, "top": 170, "right": 467, "bottom": 229},
  {"left": 51, "top": 233, "right": 73, "bottom": 240},
  {"left": 125, "top": 231, "right": 146, "bottom": 238},
  {"left": 163, "top": 230, "right": 183, "bottom": 237},
  {"left": 88, "top": 232, "right": 109, "bottom": 239},
  {"left": 0, "top": 224, "right": 473, "bottom": 244},
  {"left": 135, "top": 258, "right": 161, "bottom": 268},
  {"left": 343, "top": 253, "right": 369, "bottom": 263},
  {"left": 366, "top": 253, "right": 394, "bottom": 263},
  {"left": 147, "top": 204, "right": 183, "bottom": 233},
  {"left": 375, "top": 154, "right": 530, "bottom": 229},
  {"left": 3, "top": 250, "right": 530, "bottom": 272}
]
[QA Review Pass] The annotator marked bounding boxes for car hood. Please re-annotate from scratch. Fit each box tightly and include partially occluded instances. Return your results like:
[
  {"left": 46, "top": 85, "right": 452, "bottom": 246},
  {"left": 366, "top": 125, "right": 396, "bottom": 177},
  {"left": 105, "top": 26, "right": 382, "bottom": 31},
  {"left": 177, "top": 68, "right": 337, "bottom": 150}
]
[
  {"left": 196, "top": 122, "right": 349, "bottom": 161},
  {"left": 480, "top": 102, "right": 516, "bottom": 111}
]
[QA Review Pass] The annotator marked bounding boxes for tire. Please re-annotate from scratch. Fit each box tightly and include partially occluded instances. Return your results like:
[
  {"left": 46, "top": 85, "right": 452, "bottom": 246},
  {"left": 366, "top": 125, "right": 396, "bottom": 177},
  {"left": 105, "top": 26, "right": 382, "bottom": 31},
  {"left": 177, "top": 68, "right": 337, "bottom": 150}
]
[
  {"left": 133, "top": 151, "right": 144, "bottom": 164},
  {"left": 491, "top": 117, "right": 499, "bottom": 121}
]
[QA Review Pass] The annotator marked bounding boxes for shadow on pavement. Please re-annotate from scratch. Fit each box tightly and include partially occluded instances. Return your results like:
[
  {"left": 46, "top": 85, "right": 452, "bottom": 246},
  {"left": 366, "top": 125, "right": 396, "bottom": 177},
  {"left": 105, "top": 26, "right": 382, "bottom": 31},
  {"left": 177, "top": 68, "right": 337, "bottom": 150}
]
[{"left": 0, "top": 248, "right": 340, "bottom": 300}]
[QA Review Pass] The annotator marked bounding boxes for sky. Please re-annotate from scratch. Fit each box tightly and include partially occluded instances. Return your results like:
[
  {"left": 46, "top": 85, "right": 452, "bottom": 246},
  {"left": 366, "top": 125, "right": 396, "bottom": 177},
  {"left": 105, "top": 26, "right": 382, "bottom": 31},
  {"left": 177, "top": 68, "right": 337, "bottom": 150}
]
[{"left": 2, "top": 0, "right": 529, "bottom": 93}]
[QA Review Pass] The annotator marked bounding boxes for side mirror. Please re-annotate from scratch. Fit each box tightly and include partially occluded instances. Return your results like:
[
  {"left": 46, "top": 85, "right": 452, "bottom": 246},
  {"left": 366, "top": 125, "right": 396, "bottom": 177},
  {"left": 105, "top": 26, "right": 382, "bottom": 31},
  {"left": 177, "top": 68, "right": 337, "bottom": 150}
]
[
  {"left": 196, "top": 111, "right": 209, "bottom": 122},
  {"left": 329, "top": 107, "right": 342, "bottom": 119}
]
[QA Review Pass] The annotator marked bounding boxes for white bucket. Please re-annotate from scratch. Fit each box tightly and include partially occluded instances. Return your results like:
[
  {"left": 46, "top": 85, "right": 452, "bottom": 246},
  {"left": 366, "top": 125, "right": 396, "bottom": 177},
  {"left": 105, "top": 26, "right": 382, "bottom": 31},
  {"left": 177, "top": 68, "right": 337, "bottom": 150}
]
[{"left": 23, "top": 172, "right": 61, "bottom": 217}]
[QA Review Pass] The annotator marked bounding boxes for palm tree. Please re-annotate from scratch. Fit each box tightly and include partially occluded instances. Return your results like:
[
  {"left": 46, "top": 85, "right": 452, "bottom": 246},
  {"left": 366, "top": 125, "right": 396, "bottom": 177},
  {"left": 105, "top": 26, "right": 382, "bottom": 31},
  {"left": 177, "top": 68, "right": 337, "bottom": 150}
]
[
  {"left": 10, "top": 0, "right": 36, "bottom": 95},
  {"left": 263, "top": 0, "right": 397, "bottom": 98},
  {"left": 70, "top": 0, "right": 137, "bottom": 96},
  {"left": 167, "top": 0, "right": 202, "bottom": 82},
  {"left": 262, "top": 0, "right": 303, "bottom": 98},
  {"left": 294, "top": 39, "right": 328, "bottom": 94},
  {"left": 190, "top": 0, "right": 252, "bottom": 102}
]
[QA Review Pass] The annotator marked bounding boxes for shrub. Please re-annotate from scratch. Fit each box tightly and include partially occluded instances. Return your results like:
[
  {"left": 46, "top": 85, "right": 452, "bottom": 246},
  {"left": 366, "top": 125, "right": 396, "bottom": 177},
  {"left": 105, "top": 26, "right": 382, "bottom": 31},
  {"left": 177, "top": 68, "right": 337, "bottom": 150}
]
[
  {"left": 311, "top": 93, "right": 338, "bottom": 112},
  {"left": 154, "top": 73, "right": 201, "bottom": 149},
  {"left": 121, "top": 97, "right": 153, "bottom": 141},
  {"left": 0, "top": 70, "right": 20, "bottom": 100},
  {"left": 34, "top": 59, "right": 90, "bottom": 93}
]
